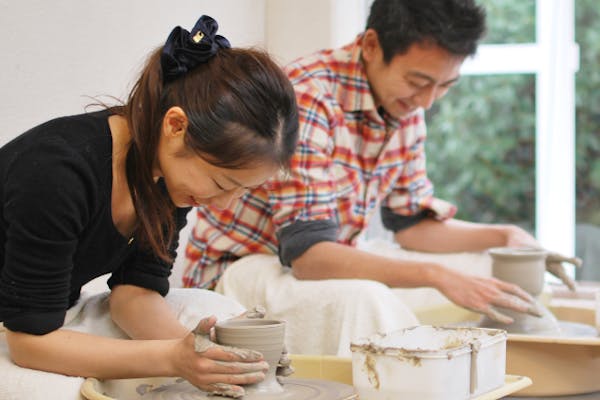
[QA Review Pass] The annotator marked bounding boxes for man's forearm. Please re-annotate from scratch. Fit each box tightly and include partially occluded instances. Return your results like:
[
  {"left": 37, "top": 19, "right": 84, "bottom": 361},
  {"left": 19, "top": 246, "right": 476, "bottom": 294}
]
[
  {"left": 394, "top": 218, "right": 511, "bottom": 253},
  {"left": 291, "top": 241, "right": 443, "bottom": 288}
]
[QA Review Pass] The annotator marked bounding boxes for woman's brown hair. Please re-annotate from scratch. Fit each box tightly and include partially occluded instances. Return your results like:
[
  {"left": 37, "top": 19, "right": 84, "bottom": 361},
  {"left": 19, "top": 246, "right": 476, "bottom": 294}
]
[{"left": 113, "top": 46, "right": 298, "bottom": 262}]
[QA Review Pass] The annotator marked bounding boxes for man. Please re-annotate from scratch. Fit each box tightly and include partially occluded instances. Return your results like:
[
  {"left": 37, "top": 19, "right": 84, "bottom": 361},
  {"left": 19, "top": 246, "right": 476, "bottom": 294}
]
[{"left": 182, "top": 0, "right": 577, "bottom": 355}]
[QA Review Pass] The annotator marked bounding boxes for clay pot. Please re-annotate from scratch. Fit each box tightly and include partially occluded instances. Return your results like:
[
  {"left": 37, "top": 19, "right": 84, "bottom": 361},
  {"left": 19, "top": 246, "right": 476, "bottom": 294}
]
[
  {"left": 482, "top": 247, "right": 560, "bottom": 335},
  {"left": 215, "top": 319, "right": 286, "bottom": 394},
  {"left": 488, "top": 247, "right": 547, "bottom": 296}
]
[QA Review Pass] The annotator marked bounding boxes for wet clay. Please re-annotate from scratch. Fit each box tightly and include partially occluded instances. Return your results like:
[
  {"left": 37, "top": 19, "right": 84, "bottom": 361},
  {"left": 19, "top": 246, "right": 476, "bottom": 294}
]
[
  {"left": 478, "top": 247, "right": 559, "bottom": 334},
  {"left": 364, "top": 354, "right": 380, "bottom": 389},
  {"left": 479, "top": 247, "right": 593, "bottom": 336},
  {"left": 214, "top": 319, "right": 286, "bottom": 395},
  {"left": 193, "top": 330, "right": 263, "bottom": 361},
  {"left": 488, "top": 247, "right": 548, "bottom": 296},
  {"left": 192, "top": 320, "right": 273, "bottom": 398},
  {"left": 135, "top": 319, "right": 357, "bottom": 400}
]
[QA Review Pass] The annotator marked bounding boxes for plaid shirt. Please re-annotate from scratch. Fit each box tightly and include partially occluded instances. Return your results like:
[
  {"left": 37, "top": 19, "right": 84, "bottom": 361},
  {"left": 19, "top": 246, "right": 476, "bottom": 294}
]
[{"left": 183, "top": 35, "right": 456, "bottom": 289}]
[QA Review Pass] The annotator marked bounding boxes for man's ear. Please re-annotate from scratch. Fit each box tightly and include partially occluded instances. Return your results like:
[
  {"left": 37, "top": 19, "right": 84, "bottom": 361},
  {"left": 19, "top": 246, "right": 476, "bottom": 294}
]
[
  {"left": 361, "top": 29, "right": 383, "bottom": 63},
  {"left": 162, "top": 106, "right": 188, "bottom": 138}
]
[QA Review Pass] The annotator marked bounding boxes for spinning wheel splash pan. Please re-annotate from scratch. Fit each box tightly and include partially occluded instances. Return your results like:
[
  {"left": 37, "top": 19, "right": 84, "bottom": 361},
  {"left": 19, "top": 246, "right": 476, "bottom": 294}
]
[
  {"left": 505, "top": 303, "right": 600, "bottom": 397},
  {"left": 81, "top": 377, "right": 357, "bottom": 400}
]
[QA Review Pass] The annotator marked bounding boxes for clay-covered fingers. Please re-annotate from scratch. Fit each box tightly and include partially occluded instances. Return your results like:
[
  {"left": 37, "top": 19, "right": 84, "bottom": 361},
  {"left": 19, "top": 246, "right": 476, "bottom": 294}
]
[
  {"left": 195, "top": 335, "right": 264, "bottom": 362},
  {"left": 480, "top": 306, "right": 513, "bottom": 325},
  {"left": 546, "top": 261, "right": 577, "bottom": 291},
  {"left": 468, "top": 279, "right": 541, "bottom": 324},
  {"left": 188, "top": 349, "right": 267, "bottom": 397},
  {"left": 494, "top": 281, "right": 542, "bottom": 317},
  {"left": 213, "top": 360, "right": 269, "bottom": 374},
  {"left": 192, "top": 316, "right": 217, "bottom": 336},
  {"left": 202, "top": 383, "right": 245, "bottom": 399},
  {"left": 546, "top": 252, "right": 583, "bottom": 268},
  {"left": 492, "top": 292, "right": 542, "bottom": 319},
  {"left": 194, "top": 368, "right": 266, "bottom": 385},
  {"left": 546, "top": 252, "right": 582, "bottom": 291},
  {"left": 192, "top": 363, "right": 266, "bottom": 391},
  {"left": 177, "top": 332, "right": 267, "bottom": 398}
]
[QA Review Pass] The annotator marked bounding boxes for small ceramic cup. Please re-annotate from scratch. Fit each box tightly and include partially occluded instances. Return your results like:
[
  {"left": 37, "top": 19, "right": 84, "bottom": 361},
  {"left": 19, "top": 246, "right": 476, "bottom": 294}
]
[{"left": 214, "top": 319, "right": 286, "bottom": 394}]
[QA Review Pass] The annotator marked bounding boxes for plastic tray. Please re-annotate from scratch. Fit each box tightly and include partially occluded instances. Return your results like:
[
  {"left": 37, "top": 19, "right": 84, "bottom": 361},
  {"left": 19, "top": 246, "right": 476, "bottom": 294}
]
[
  {"left": 81, "top": 354, "right": 530, "bottom": 399},
  {"left": 290, "top": 354, "right": 530, "bottom": 400},
  {"left": 417, "top": 299, "right": 600, "bottom": 397}
]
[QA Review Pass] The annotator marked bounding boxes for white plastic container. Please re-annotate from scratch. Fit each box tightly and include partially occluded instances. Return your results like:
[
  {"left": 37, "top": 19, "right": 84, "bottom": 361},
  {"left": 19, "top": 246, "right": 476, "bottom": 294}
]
[{"left": 350, "top": 326, "right": 506, "bottom": 400}]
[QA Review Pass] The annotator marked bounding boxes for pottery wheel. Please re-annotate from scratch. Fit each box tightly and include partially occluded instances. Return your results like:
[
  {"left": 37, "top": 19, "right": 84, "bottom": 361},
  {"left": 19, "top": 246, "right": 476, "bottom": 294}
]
[{"left": 139, "top": 378, "right": 357, "bottom": 400}]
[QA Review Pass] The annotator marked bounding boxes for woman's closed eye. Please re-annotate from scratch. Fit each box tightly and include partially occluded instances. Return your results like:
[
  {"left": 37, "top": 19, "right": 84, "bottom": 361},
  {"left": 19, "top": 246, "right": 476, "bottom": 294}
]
[
  {"left": 212, "top": 178, "right": 242, "bottom": 193},
  {"left": 212, "top": 179, "right": 229, "bottom": 192}
]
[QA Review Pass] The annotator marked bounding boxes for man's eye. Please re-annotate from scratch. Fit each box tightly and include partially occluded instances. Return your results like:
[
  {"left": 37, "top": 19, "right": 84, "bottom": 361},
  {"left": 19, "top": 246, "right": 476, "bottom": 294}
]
[{"left": 408, "top": 80, "right": 427, "bottom": 89}]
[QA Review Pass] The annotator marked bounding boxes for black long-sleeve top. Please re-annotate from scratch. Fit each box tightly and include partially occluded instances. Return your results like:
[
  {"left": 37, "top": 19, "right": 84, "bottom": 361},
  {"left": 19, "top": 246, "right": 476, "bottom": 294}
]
[{"left": 0, "top": 111, "right": 190, "bottom": 335}]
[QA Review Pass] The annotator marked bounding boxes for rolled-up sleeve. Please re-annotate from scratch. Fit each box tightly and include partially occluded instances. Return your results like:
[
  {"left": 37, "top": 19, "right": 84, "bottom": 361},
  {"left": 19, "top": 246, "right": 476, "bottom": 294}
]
[{"left": 276, "top": 219, "right": 338, "bottom": 266}]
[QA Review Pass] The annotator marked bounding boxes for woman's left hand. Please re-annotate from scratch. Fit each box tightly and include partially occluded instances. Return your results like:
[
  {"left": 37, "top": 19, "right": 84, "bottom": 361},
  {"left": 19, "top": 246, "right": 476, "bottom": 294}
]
[
  {"left": 229, "top": 306, "right": 294, "bottom": 379},
  {"left": 173, "top": 316, "right": 268, "bottom": 398}
]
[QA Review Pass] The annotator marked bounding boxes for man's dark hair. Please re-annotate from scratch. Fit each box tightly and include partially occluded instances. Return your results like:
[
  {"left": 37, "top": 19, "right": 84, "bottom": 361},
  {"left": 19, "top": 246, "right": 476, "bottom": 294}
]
[{"left": 366, "top": 0, "right": 486, "bottom": 63}]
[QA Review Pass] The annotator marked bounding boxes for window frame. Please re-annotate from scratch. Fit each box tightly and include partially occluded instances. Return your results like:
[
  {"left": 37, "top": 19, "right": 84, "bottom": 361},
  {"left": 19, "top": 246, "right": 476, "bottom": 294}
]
[
  {"left": 305, "top": 0, "right": 579, "bottom": 264},
  {"left": 356, "top": 0, "right": 579, "bottom": 257},
  {"left": 461, "top": 0, "right": 579, "bottom": 259}
]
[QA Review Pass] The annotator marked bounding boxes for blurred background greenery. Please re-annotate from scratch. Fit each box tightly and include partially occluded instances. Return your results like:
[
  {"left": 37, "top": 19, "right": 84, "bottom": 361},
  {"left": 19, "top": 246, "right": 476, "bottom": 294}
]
[{"left": 424, "top": 0, "right": 599, "bottom": 277}]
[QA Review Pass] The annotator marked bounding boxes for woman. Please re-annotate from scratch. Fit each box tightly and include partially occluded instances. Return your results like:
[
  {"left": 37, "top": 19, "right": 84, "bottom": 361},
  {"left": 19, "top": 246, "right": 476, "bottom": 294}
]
[{"left": 0, "top": 15, "right": 298, "bottom": 399}]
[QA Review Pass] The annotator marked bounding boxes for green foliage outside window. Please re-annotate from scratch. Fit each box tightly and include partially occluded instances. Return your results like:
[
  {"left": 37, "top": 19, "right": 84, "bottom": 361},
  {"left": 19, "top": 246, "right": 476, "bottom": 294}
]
[
  {"left": 479, "top": 0, "right": 535, "bottom": 44},
  {"left": 574, "top": 0, "right": 600, "bottom": 226},
  {"left": 425, "top": 0, "right": 600, "bottom": 230}
]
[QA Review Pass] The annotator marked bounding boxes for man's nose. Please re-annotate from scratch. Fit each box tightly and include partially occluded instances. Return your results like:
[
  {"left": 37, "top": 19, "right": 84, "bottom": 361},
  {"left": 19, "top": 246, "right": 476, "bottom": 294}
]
[{"left": 413, "top": 85, "right": 438, "bottom": 110}]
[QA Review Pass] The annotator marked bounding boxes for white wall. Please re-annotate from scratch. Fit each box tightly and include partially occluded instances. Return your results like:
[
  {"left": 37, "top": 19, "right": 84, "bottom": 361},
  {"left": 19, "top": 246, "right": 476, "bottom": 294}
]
[
  {"left": 265, "top": 0, "right": 367, "bottom": 65},
  {"left": 0, "top": 0, "right": 266, "bottom": 291},
  {"left": 0, "top": 0, "right": 367, "bottom": 290},
  {"left": 0, "top": 0, "right": 266, "bottom": 146}
]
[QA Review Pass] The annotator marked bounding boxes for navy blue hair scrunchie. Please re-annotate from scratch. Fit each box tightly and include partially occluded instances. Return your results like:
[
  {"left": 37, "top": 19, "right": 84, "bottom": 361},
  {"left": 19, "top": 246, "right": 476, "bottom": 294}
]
[{"left": 161, "top": 15, "right": 231, "bottom": 83}]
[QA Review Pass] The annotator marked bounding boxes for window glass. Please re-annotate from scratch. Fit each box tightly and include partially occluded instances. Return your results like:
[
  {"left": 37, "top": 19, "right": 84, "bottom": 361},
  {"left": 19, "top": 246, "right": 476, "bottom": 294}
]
[
  {"left": 424, "top": 0, "right": 536, "bottom": 232},
  {"left": 425, "top": 74, "right": 536, "bottom": 233},
  {"left": 574, "top": 0, "right": 600, "bottom": 279},
  {"left": 478, "top": 0, "right": 536, "bottom": 44}
]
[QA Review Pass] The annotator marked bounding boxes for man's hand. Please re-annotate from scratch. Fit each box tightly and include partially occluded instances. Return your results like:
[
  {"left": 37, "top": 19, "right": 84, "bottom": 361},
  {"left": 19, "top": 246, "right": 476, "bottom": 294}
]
[
  {"left": 437, "top": 268, "right": 542, "bottom": 324},
  {"left": 504, "top": 225, "right": 583, "bottom": 291},
  {"left": 545, "top": 253, "right": 583, "bottom": 291}
]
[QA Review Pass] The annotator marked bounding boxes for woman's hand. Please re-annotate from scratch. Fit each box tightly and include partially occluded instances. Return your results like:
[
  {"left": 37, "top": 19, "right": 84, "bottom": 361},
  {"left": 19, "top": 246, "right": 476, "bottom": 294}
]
[
  {"left": 229, "top": 306, "right": 294, "bottom": 380},
  {"left": 435, "top": 267, "right": 542, "bottom": 324},
  {"left": 172, "top": 316, "right": 268, "bottom": 398}
]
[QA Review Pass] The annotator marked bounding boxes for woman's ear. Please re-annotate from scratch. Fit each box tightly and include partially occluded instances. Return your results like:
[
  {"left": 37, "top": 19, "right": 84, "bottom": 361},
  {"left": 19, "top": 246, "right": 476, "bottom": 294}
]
[
  {"left": 162, "top": 106, "right": 188, "bottom": 138},
  {"left": 361, "top": 29, "right": 382, "bottom": 63}
]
